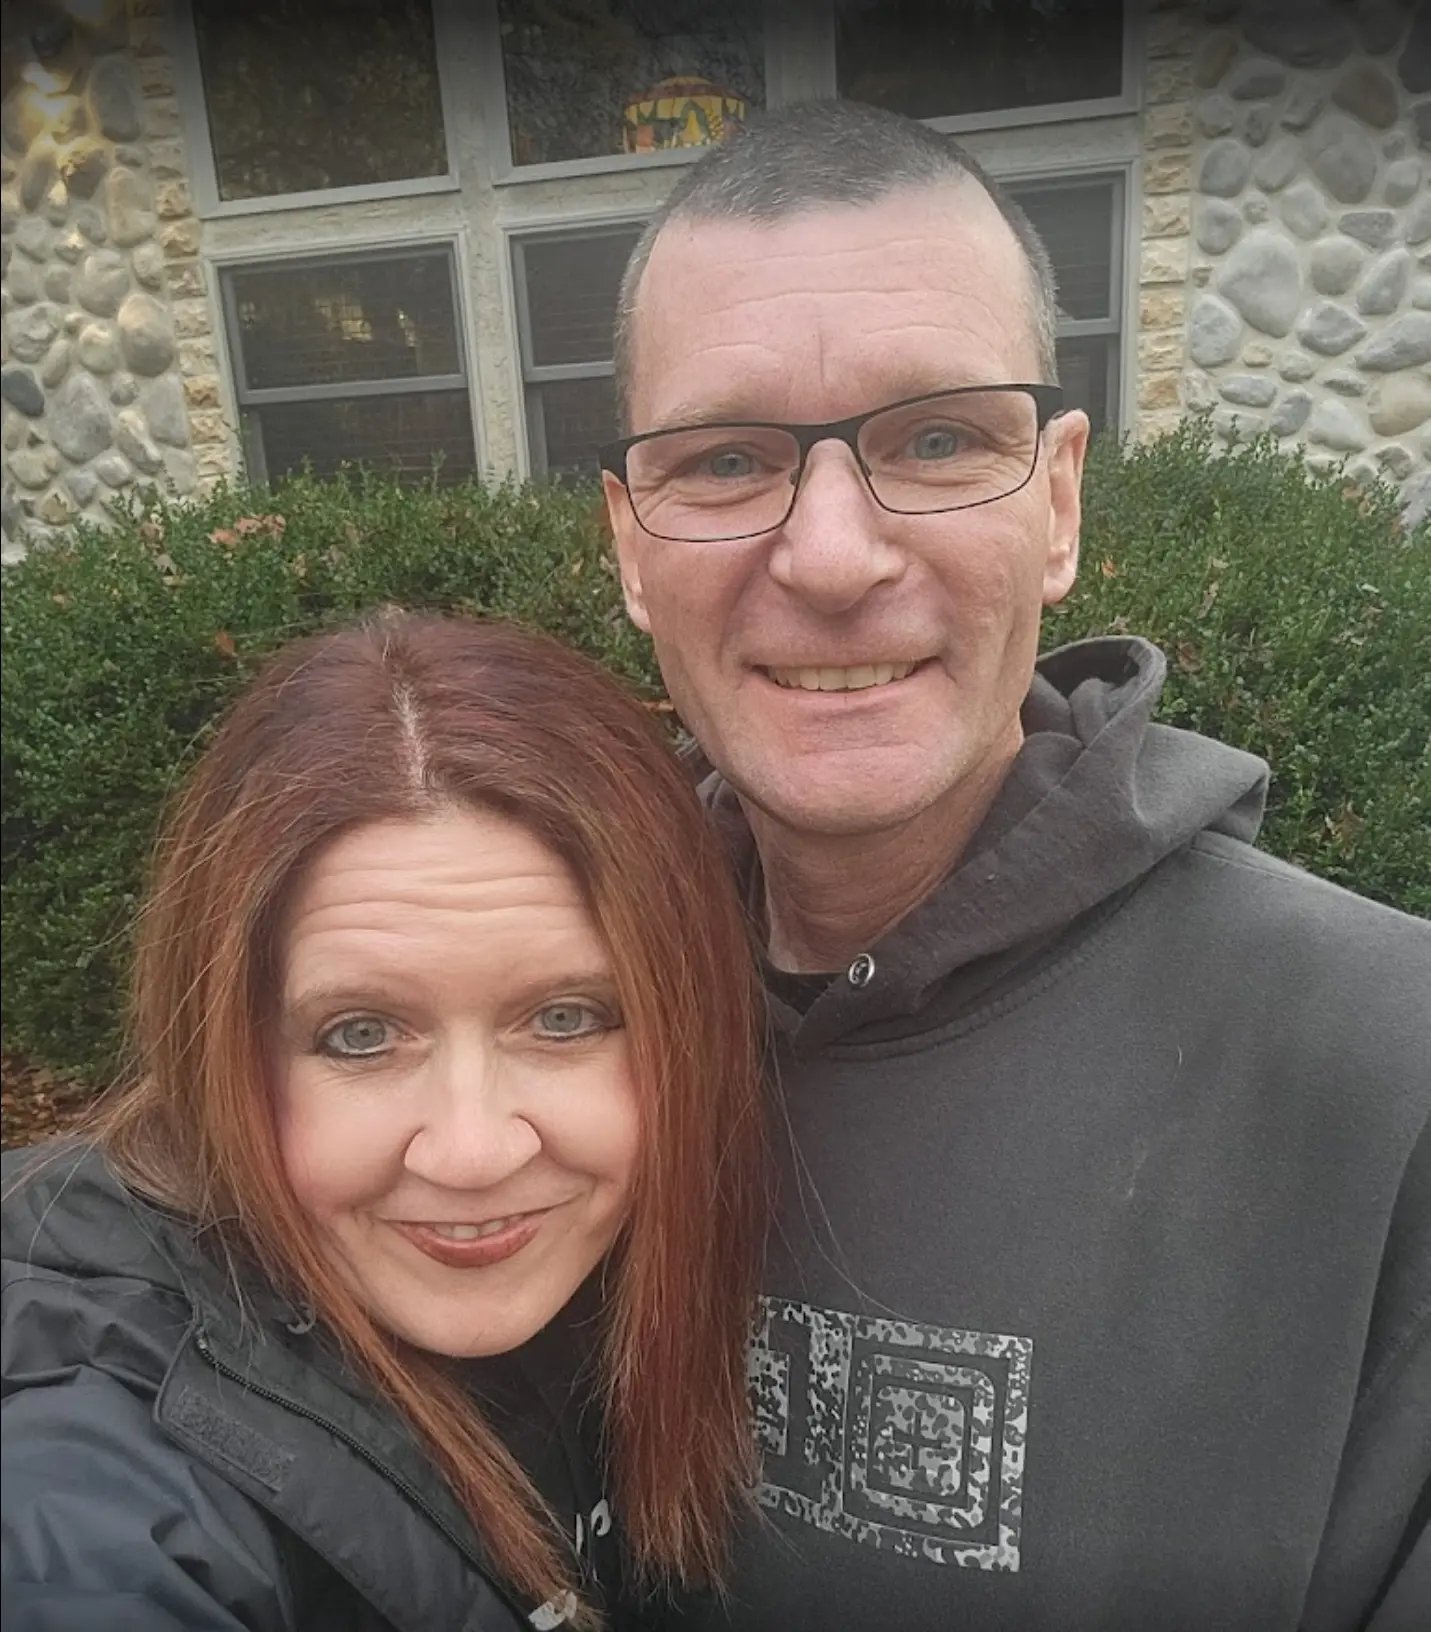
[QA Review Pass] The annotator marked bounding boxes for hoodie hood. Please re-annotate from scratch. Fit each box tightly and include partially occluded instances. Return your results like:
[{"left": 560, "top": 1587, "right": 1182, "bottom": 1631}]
[{"left": 703, "top": 637, "right": 1269, "bottom": 1052}]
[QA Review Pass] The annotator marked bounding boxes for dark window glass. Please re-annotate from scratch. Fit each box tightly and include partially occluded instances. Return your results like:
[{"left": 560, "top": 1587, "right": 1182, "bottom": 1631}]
[
  {"left": 1054, "top": 336, "right": 1114, "bottom": 429},
  {"left": 1009, "top": 182, "right": 1115, "bottom": 323},
  {"left": 230, "top": 255, "right": 460, "bottom": 390},
  {"left": 249, "top": 391, "right": 476, "bottom": 483},
  {"left": 498, "top": 0, "right": 763, "bottom": 166},
  {"left": 533, "top": 377, "right": 621, "bottom": 477},
  {"left": 523, "top": 231, "right": 643, "bottom": 367},
  {"left": 835, "top": 0, "right": 1125, "bottom": 121},
  {"left": 192, "top": 0, "right": 446, "bottom": 200}
]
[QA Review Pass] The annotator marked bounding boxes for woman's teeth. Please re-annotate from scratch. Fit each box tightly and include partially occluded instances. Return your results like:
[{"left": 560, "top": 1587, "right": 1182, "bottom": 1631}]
[
  {"left": 426, "top": 1218, "right": 522, "bottom": 1240},
  {"left": 766, "top": 661, "right": 918, "bottom": 692}
]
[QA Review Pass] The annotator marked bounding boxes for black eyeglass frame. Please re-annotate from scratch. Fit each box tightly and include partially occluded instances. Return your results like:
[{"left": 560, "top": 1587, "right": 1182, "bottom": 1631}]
[{"left": 599, "top": 383, "right": 1066, "bottom": 542}]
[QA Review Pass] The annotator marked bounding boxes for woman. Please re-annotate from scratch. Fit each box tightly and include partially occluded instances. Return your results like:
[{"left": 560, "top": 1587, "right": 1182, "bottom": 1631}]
[{"left": 2, "top": 612, "right": 766, "bottom": 1632}]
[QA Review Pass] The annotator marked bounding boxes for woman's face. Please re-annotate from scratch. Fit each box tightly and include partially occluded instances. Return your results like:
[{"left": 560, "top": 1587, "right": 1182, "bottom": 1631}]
[{"left": 274, "top": 809, "right": 639, "bottom": 1358}]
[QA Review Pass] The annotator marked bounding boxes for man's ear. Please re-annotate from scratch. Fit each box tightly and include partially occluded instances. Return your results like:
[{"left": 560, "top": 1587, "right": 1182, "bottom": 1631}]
[
  {"left": 601, "top": 471, "right": 652, "bottom": 633},
  {"left": 1041, "top": 408, "right": 1089, "bottom": 607}
]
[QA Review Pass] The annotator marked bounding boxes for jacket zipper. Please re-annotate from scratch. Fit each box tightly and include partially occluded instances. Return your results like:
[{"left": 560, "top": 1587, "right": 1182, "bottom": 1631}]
[{"left": 190, "top": 1327, "right": 498, "bottom": 1584}]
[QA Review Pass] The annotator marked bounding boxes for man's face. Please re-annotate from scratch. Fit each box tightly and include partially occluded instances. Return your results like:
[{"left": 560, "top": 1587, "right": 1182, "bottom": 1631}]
[{"left": 605, "top": 186, "right": 1089, "bottom": 840}]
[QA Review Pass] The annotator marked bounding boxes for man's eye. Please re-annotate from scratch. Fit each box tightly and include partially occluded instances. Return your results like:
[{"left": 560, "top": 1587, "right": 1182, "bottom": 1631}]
[
  {"left": 532, "top": 1002, "right": 613, "bottom": 1041},
  {"left": 702, "top": 449, "right": 757, "bottom": 479},
  {"left": 907, "top": 425, "right": 967, "bottom": 460},
  {"left": 317, "top": 1016, "right": 394, "bottom": 1058}
]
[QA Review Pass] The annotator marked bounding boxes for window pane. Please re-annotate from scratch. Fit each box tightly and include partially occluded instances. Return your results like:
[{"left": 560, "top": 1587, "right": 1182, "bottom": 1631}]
[
  {"left": 1054, "top": 336, "right": 1114, "bottom": 431},
  {"left": 192, "top": 0, "right": 446, "bottom": 200},
  {"left": 532, "top": 377, "right": 620, "bottom": 476},
  {"left": 229, "top": 255, "right": 460, "bottom": 392},
  {"left": 522, "top": 231, "right": 642, "bottom": 368},
  {"left": 499, "top": 0, "right": 764, "bottom": 166},
  {"left": 835, "top": 0, "right": 1124, "bottom": 120},
  {"left": 1008, "top": 182, "right": 1115, "bottom": 323},
  {"left": 249, "top": 391, "right": 476, "bottom": 483}
]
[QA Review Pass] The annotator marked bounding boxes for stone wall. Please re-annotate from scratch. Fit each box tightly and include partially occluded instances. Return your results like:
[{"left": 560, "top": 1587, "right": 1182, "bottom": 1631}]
[
  {"left": 1, "top": 0, "right": 230, "bottom": 558},
  {"left": 1183, "top": 0, "right": 1430, "bottom": 521}
]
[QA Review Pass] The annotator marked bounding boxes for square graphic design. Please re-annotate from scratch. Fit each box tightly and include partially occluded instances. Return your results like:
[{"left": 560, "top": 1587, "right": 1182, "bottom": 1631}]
[{"left": 749, "top": 1298, "right": 1032, "bottom": 1571}]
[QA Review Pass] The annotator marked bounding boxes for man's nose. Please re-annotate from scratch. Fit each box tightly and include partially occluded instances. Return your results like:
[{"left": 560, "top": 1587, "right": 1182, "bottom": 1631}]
[
  {"left": 402, "top": 1040, "right": 541, "bottom": 1190},
  {"left": 768, "top": 439, "right": 908, "bottom": 614}
]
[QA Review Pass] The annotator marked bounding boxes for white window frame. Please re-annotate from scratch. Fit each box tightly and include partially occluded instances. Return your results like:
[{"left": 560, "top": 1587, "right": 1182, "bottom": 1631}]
[
  {"left": 211, "top": 234, "right": 480, "bottom": 484},
  {"left": 505, "top": 213, "right": 650, "bottom": 474},
  {"left": 171, "top": 0, "right": 461, "bottom": 219},
  {"left": 479, "top": 0, "right": 1141, "bottom": 184}
]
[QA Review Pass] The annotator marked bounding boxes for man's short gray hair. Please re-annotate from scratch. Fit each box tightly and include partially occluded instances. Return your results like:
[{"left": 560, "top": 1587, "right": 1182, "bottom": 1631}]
[{"left": 613, "top": 100, "right": 1061, "bottom": 432}]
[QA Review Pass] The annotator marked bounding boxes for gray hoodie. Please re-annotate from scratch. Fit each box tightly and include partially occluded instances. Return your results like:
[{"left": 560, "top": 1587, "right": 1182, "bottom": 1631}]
[{"left": 678, "top": 637, "right": 1429, "bottom": 1632}]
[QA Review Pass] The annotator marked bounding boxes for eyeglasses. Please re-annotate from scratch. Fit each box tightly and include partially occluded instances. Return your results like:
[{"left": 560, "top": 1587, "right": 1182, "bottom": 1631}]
[{"left": 599, "top": 384, "right": 1063, "bottom": 544}]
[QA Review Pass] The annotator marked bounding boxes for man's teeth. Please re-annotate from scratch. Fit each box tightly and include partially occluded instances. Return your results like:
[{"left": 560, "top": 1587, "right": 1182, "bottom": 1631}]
[
  {"left": 766, "top": 661, "right": 918, "bottom": 692},
  {"left": 426, "top": 1218, "right": 520, "bottom": 1241}
]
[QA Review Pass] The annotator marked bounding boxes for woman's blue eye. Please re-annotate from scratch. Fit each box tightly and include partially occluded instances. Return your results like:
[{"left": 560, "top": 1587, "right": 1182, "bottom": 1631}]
[
  {"left": 533, "top": 1002, "right": 609, "bottom": 1040},
  {"left": 318, "top": 1016, "right": 392, "bottom": 1058}
]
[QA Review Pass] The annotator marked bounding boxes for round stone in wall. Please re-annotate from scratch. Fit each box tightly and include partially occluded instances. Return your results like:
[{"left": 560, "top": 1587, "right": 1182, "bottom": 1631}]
[
  {"left": 1185, "top": 370, "right": 1219, "bottom": 411},
  {"left": 88, "top": 57, "right": 142, "bottom": 143},
  {"left": 1307, "top": 395, "right": 1368, "bottom": 452},
  {"left": 93, "top": 450, "right": 133, "bottom": 488},
  {"left": 1299, "top": 300, "right": 1369, "bottom": 354},
  {"left": 1357, "top": 249, "right": 1413, "bottom": 315},
  {"left": 1212, "top": 406, "right": 1264, "bottom": 442},
  {"left": 1339, "top": 209, "right": 1399, "bottom": 249},
  {"left": 1405, "top": 192, "right": 1431, "bottom": 245},
  {"left": 1270, "top": 388, "right": 1313, "bottom": 435},
  {"left": 1189, "top": 292, "right": 1244, "bottom": 366},
  {"left": 1310, "top": 235, "right": 1367, "bottom": 294},
  {"left": 1199, "top": 137, "right": 1251, "bottom": 197},
  {"left": 1400, "top": 5, "right": 1431, "bottom": 97},
  {"left": 1307, "top": 112, "right": 1380, "bottom": 203},
  {"left": 1196, "top": 199, "right": 1243, "bottom": 254},
  {"left": 1229, "top": 58, "right": 1288, "bottom": 100},
  {"left": 131, "top": 240, "right": 165, "bottom": 290},
  {"left": 75, "top": 249, "right": 130, "bottom": 318},
  {"left": 65, "top": 467, "right": 100, "bottom": 508},
  {"left": 38, "top": 340, "right": 71, "bottom": 389},
  {"left": 109, "top": 372, "right": 139, "bottom": 407},
  {"left": 1282, "top": 83, "right": 1325, "bottom": 131},
  {"left": 15, "top": 216, "right": 51, "bottom": 260},
  {"left": 1356, "top": 310, "right": 1431, "bottom": 369},
  {"left": 1325, "top": 370, "right": 1367, "bottom": 396},
  {"left": 50, "top": 371, "right": 114, "bottom": 464},
  {"left": 1254, "top": 136, "right": 1302, "bottom": 192},
  {"left": 143, "top": 375, "right": 190, "bottom": 448},
  {"left": 1383, "top": 157, "right": 1423, "bottom": 206},
  {"left": 9, "top": 450, "right": 51, "bottom": 491},
  {"left": 1219, "top": 228, "right": 1303, "bottom": 334},
  {"left": 1219, "top": 374, "right": 1278, "bottom": 407},
  {"left": 1, "top": 366, "right": 44, "bottom": 418},
  {"left": 102, "top": 167, "right": 156, "bottom": 251},
  {"left": 1332, "top": 63, "right": 1399, "bottom": 130},
  {"left": 1378, "top": 444, "right": 1413, "bottom": 479},
  {"left": 117, "top": 293, "right": 176, "bottom": 377},
  {"left": 1197, "top": 95, "right": 1237, "bottom": 138},
  {"left": 9, "top": 257, "right": 41, "bottom": 304},
  {"left": 76, "top": 321, "right": 122, "bottom": 376},
  {"left": 1244, "top": 0, "right": 1356, "bottom": 68},
  {"left": 1414, "top": 101, "right": 1431, "bottom": 153},
  {"left": 10, "top": 305, "right": 61, "bottom": 364},
  {"left": 116, "top": 408, "right": 164, "bottom": 475},
  {"left": 1368, "top": 374, "right": 1431, "bottom": 436},
  {"left": 1355, "top": 0, "right": 1409, "bottom": 59},
  {"left": 1244, "top": 106, "right": 1276, "bottom": 147},
  {"left": 1280, "top": 181, "right": 1330, "bottom": 240},
  {"left": 44, "top": 264, "right": 72, "bottom": 304}
]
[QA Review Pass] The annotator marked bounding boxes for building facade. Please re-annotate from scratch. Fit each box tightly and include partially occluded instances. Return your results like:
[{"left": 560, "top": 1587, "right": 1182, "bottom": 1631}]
[{"left": 2, "top": 0, "right": 1428, "bottom": 557}]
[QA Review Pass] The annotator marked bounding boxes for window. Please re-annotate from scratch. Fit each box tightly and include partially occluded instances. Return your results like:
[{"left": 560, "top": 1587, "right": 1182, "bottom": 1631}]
[
  {"left": 190, "top": 0, "right": 447, "bottom": 201},
  {"left": 835, "top": 0, "right": 1126, "bottom": 123},
  {"left": 497, "top": 0, "right": 764, "bottom": 168},
  {"left": 222, "top": 249, "right": 477, "bottom": 483},
  {"left": 513, "top": 227, "right": 643, "bottom": 476},
  {"left": 1006, "top": 176, "right": 1124, "bottom": 430}
]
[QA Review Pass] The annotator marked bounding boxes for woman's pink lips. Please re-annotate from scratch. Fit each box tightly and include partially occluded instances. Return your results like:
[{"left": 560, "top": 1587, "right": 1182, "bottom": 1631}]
[{"left": 390, "top": 1213, "right": 546, "bottom": 1269}]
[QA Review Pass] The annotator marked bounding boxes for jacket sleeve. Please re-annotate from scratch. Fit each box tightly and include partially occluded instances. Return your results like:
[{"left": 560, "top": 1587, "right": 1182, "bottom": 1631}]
[
  {"left": 1301, "top": 1117, "right": 1431, "bottom": 1632},
  {"left": 2, "top": 1362, "right": 298, "bottom": 1632}
]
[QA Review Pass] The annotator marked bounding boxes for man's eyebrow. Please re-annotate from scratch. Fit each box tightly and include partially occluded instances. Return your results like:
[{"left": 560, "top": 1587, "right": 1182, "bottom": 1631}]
[{"left": 645, "top": 377, "right": 1012, "bottom": 433}]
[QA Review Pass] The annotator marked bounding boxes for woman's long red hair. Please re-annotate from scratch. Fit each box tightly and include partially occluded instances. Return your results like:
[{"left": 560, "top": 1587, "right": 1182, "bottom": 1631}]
[{"left": 89, "top": 612, "right": 767, "bottom": 1617}]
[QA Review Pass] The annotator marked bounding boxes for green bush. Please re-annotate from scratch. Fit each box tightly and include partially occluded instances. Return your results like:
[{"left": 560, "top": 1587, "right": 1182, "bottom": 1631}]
[
  {"left": 1060, "top": 420, "right": 1428, "bottom": 916},
  {"left": 3, "top": 426, "right": 1428, "bottom": 1085}
]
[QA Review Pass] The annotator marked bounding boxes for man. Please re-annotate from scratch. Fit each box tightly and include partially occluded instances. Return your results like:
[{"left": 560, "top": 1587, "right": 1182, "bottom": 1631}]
[{"left": 600, "top": 102, "right": 1429, "bottom": 1631}]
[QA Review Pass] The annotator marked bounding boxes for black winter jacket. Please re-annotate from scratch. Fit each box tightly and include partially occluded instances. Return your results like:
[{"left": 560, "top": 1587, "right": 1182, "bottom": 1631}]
[{"left": 1, "top": 1145, "right": 618, "bottom": 1632}]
